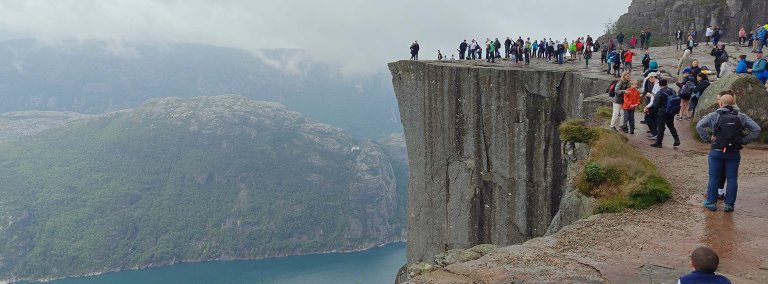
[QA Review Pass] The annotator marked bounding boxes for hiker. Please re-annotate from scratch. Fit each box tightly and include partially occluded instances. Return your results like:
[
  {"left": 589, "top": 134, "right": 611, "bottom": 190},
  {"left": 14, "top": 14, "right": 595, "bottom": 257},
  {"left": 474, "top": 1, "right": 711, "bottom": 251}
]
[
  {"left": 676, "top": 28, "right": 684, "bottom": 50},
  {"left": 747, "top": 50, "right": 768, "bottom": 84},
  {"left": 697, "top": 93, "right": 761, "bottom": 212},
  {"left": 676, "top": 68, "right": 696, "bottom": 121},
  {"left": 622, "top": 79, "right": 641, "bottom": 134},
  {"left": 569, "top": 41, "right": 577, "bottom": 60},
  {"left": 494, "top": 38, "right": 502, "bottom": 59},
  {"left": 438, "top": 50, "right": 443, "bottom": 60},
  {"left": 410, "top": 41, "right": 420, "bottom": 60},
  {"left": 504, "top": 37, "right": 512, "bottom": 58},
  {"left": 584, "top": 47, "right": 592, "bottom": 68},
  {"left": 612, "top": 51, "right": 622, "bottom": 77},
  {"left": 754, "top": 24, "right": 766, "bottom": 53},
  {"left": 648, "top": 79, "right": 681, "bottom": 148},
  {"left": 738, "top": 27, "right": 748, "bottom": 46},
  {"left": 690, "top": 59, "right": 702, "bottom": 77},
  {"left": 617, "top": 32, "right": 625, "bottom": 49},
  {"left": 629, "top": 35, "right": 637, "bottom": 49},
  {"left": 624, "top": 48, "right": 636, "bottom": 70},
  {"left": 644, "top": 31, "right": 652, "bottom": 49},
  {"left": 458, "top": 40, "right": 468, "bottom": 60},
  {"left": 689, "top": 73, "right": 710, "bottom": 118},
  {"left": 600, "top": 44, "right": 608, "bottom": 66},
  {"left": 614, "top": 71, "right": 631, "bottom": 132},
  {"left": 705, "top": 26, "right": 714, "bottom": 45},
  {"left": 485, "top": 39, "right": 491, "bottom": 60},
  {"left": 710, "top": 44, "right": 728, "bottom": 78},
  {"left": 487, "top": 43, "right": 496, "bottom": 63},
  {"left": 678, "top": 247, "right": 732, "bottom": 283},
  {"left": 735, "top": 55, "right": 749, "bottom": 73},
  {"left": 686, "top": 35, "right": 696, "bottom": 52},
  {"left": 641, "top": 51, "right": 651, "bottom": 72},
  {"left": 640, "top": 30, "right": 647, "bottom": 49},
  {"left": 712, "top": 26, "right": 722, "bottom": 46},
  {"left": 642, "top": 72, "right": 660, "bottom": 138}
]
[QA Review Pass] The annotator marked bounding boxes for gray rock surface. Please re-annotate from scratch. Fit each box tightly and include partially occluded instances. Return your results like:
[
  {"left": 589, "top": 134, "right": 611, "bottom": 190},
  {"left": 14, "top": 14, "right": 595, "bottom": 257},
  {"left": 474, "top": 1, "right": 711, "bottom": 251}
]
[
  {"left": 608, "top": 0, "right": 768, "bottom": 45},
  {"left": 389, "top": 60, "right": 612, "bottom": 265},
  {"left": 546, "top": 142, "right": 596, "bottom": 235},
  {"left": 0, "top": 111, "right": 95, "bottom": 142},
  {"left": 692, "top": 74, "right": 768, "bottom": 143}
]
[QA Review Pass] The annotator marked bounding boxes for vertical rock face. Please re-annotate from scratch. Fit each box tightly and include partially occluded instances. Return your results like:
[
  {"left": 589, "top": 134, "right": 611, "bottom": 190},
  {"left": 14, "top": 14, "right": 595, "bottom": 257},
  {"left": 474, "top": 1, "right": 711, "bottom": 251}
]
[
  {"left": 388, "top": 61, "right": 608, "bottom": 264},
  {"left": 610, "top": 0, "right": 768, "bottom": 44}
]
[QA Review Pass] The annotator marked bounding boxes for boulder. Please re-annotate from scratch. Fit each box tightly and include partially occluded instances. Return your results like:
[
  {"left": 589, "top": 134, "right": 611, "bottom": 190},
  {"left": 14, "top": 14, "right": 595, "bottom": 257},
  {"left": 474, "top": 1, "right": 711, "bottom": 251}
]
[
  {"left": 693, "top": 74, "right": 768, "bottom": 143},
  {"left": 434, "top": 249, "right": 482, "bottom": 267}
]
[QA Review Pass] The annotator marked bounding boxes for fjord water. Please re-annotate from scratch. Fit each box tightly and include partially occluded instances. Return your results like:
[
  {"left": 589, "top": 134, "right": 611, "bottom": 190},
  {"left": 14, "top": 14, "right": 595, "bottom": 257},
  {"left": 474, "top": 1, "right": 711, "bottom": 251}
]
[{"left": 22, "top": 243, "right": 405, "bottom": 284}]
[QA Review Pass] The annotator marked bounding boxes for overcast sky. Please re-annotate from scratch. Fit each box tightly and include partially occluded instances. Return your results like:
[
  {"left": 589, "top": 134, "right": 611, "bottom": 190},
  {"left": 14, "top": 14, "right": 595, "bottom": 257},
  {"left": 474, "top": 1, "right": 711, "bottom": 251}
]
[{"left": 0, "top": 0, "right": 632, "bottom": 74}]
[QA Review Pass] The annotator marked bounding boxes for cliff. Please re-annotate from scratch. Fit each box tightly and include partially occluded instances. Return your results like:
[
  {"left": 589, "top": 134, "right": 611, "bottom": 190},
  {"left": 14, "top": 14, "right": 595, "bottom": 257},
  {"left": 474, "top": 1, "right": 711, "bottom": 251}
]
[
  {"left": 388, "top": 61, "right": 611, "bottom": 265},
  {"left": 608, "top": 0, "right": 768, "bottom": 45}
]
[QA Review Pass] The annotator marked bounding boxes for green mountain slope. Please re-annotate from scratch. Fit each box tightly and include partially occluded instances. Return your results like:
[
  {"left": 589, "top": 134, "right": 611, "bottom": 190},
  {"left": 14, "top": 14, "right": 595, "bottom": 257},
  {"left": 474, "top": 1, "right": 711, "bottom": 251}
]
[{"left": 0, "top": 95, "right": 405, "bottom": 280}]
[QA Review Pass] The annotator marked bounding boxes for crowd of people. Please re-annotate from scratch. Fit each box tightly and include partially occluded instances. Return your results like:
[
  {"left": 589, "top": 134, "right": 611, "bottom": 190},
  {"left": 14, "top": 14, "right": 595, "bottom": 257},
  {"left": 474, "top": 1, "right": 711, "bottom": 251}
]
[{"left": 405, "top": 23, "right": 766, "bottom": 282}]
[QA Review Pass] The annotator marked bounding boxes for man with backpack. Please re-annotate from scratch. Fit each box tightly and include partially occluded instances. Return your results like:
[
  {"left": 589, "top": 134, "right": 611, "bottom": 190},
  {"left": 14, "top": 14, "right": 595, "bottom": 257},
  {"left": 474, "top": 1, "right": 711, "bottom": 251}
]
[
  {"left": 649, "top": 79, "right": 681, "bottom": 148},
  {"left": 696, "top": 92, "right": 762, "bottom": 212},
  {"left": 710, "top": 44, "right": 728, "bottom": 78},
  {"left": 458, "top": 40, "right": 468, "bottom": 60},
  {"left": 747, "top": 51, "right": 768, "bottom": 84}
]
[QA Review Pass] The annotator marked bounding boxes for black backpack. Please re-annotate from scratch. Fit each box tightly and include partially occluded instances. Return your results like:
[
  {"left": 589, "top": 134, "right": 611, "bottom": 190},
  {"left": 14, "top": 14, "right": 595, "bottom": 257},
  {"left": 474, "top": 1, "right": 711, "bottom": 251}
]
[
  {"left": 714, "top": 111, "right": 744, "bottom": 151},
  {"left": 607, "top": 80, "right": 618, "bottom": 97},
  {"left": 663, "top": 89, "right": 681, "bottom": 115}
]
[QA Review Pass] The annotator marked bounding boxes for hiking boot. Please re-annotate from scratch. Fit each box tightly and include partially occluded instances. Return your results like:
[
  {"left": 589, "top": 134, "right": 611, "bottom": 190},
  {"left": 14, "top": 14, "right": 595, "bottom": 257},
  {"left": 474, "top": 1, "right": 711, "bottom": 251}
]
[
  {"left": 673, "top": 140, "right": 681, "bottom": 147},
  {"left": 650, "top": 143, "right": 662, "bottom": 148},
  {"left": 703, "top": 201, "right": 717, "bottom": 211},
  {"left": 724, "top": 204, "right": 734, "bottom": 212},
  {"left": 611, "top": 127, "right": 618, "bottom": 131}
]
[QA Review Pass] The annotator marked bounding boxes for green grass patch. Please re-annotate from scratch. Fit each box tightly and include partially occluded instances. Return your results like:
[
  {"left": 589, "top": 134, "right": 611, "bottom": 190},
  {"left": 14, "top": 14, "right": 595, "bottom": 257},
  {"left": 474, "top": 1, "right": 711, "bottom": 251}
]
[
  {"left": 568, "top": 124, "right": 672, "bottom": 214},
  {"left": 595, "top": 106, "right": 612, "bottom": 121},
  {"left": 559, "top": 119, "right": 600, "bottom": 145},
  {"left": 628, "top": 175, "right": 672, "bottom": 209}
]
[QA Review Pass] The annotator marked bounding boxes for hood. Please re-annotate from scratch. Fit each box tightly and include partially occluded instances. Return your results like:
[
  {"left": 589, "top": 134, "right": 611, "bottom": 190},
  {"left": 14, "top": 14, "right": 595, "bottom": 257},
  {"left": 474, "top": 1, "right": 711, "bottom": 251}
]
[{"left": 716, "top": 106, "right": 740, "bottom": 114}]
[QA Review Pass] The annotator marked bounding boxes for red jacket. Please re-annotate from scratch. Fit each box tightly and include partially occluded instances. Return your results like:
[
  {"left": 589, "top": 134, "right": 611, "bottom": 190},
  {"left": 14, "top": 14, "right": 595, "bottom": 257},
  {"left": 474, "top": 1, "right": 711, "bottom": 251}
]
[{"left": 622, "top": 87, "right": 641, "bottom": 110}]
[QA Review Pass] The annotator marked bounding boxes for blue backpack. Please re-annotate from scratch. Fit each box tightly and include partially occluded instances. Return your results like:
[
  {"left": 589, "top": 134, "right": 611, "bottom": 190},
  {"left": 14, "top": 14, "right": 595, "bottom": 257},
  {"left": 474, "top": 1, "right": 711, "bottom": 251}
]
[{"left": 663, "top": 89, "right": 682, "bottom": 115}]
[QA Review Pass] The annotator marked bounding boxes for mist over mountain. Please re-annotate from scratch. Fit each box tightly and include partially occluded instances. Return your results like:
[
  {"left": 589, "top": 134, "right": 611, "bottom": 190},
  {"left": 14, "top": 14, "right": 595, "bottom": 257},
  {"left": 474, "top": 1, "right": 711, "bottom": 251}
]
[
  {"left": 0, "top": 39, "right": 401, "bottom": 139},
  {"left": 0, "top": 95, "right": 406, "bottom": 280}
]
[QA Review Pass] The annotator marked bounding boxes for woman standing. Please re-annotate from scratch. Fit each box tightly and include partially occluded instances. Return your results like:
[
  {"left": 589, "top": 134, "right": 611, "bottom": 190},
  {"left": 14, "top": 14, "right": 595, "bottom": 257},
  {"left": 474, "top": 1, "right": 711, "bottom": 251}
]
[
  {"left": 689, "top": 73, "right": 710, "bottom": 118},
  {"left": 739, "top": 27, "right": 748, "bottom": 46}
]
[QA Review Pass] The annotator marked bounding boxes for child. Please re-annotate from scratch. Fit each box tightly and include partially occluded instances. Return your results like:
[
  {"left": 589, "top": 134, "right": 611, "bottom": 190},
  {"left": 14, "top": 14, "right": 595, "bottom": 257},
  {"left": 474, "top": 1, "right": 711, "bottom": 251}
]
[
  {"left": 678, "top": 247, "right": 732, "bottom": 284},
  {"left": 622, "top": 80, "right": 641, "bottom": 134}
]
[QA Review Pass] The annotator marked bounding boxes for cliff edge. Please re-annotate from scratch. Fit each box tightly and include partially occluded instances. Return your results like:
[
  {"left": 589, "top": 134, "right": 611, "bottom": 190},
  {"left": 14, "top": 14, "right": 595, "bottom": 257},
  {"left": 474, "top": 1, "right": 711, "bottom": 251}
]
[{"left": 389, "top": 61, "right": 610, "bottom": 265}]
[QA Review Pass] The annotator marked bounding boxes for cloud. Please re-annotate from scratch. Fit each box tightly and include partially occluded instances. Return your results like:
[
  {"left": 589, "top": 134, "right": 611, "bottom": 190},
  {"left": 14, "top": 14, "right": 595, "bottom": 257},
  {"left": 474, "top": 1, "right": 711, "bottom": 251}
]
[{"left": 0, "top": 0, "right": 632, "bottom": 74}]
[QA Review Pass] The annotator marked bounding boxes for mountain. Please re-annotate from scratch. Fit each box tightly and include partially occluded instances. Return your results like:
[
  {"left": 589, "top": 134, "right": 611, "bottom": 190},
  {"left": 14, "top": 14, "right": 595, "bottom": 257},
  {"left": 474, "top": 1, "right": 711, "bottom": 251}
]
[
  {"left": 606, "top": 0, "right": 768, "bottom": 46},
  {"left": 0, "top": 95, "right": 405, "bottom": 281},
  {"left": 0, "top": 39, "right": 401, "bottom": 139}
]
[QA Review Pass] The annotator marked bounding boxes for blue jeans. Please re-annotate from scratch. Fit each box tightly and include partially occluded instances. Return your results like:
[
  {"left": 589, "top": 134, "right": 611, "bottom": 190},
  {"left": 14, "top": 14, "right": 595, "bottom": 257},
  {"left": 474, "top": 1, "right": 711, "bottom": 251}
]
[{"left": 706, "top": 150, "right": 741, "bottom": 206}]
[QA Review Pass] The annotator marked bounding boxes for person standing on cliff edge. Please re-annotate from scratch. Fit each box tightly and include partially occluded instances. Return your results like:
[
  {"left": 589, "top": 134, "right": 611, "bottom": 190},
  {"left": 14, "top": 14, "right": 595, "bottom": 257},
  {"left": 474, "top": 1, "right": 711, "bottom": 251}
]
[
  {"left": 697, "top": 93, "right": 761, "bottom": 212},
  {"left": 410, "top": 41, "right": 419, "bottom": 60}
]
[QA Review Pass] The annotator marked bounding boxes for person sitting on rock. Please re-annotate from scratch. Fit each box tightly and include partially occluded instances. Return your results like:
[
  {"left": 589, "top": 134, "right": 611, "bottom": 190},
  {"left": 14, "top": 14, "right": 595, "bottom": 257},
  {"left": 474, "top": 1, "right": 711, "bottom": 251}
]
[
  {"left": 735, "top": 55, "right": 749, "bottom": 74},
  {"left": 678, "top": 49, "right": 693, "bottom": 76},
  {"left": 678, "top": 247, "right": 732, "bottom": 283},
  {"left": 747, "top": 50, "right": 768, "bottom": 84}
]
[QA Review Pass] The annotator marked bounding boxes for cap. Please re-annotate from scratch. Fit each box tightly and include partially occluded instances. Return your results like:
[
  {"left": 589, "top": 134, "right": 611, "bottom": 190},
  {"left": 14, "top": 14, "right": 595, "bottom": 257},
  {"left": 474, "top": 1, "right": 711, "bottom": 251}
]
[
  {"left": 645, "top": 72, "right": 658, "bottom": 79},
  {"left": 683, "top": 68, "right": 692, "bottom": 74}
]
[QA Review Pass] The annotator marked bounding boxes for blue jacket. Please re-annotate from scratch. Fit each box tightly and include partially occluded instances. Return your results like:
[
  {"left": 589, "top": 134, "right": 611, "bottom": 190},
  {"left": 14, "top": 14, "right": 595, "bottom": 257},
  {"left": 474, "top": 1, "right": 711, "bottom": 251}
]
[
  {"left": 679, "top": 271, "right": 731, "bottom": 284},
  {"left": 735, "top": 59, "right": 748, "bottom": 73}
]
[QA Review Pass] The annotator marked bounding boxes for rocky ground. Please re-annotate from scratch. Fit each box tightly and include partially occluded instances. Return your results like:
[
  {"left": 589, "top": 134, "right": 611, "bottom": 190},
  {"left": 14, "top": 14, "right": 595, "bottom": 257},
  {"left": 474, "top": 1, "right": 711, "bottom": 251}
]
[{"left": 408, "top": 44, "right": 768, "bottom": 283}]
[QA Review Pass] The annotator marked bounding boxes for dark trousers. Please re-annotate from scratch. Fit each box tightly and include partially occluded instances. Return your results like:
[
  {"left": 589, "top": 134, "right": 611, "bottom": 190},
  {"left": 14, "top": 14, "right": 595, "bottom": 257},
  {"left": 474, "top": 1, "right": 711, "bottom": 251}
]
[
  {"left": 655, "top": 112, "right": 679, "bottom": 144},
  {"left": 459, "top": 50, "right": 466, "bottom": 60},
  {"left": 622, "top": 109, "right": 635, "bottom": 132},
  {"left": 646, "top": 108, "right": 658, "bottom": 136},
  {"left": 676, "top": 38, "right": 682, "bottom": 49},
  {"left": 706, "top": 150, "right": 741, "bottom": 206}
]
